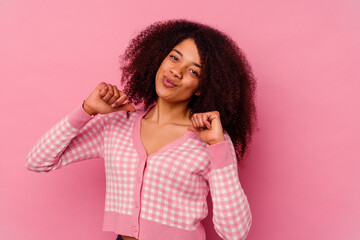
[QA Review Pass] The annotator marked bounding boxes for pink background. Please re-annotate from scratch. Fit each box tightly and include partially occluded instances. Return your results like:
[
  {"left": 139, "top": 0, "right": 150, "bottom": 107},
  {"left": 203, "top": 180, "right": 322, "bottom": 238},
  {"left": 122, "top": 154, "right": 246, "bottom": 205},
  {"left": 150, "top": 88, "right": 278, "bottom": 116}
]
[{"left": 1, "top": 0, "right": 359, "bottom": 239}]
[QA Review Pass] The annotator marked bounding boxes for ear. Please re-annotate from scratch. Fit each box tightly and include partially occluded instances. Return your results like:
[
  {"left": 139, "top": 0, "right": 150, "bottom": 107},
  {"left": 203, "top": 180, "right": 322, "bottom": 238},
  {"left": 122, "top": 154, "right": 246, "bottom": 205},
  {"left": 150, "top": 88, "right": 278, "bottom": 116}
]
[{"left": 194, "top": 90, "right": 201, "bottom": 96}]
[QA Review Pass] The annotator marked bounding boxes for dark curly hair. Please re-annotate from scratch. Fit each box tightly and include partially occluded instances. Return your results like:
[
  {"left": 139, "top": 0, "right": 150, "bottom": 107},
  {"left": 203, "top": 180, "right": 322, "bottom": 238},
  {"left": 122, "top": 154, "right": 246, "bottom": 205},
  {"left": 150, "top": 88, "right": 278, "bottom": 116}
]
[{"left": 120, "top": 19, "right": 257, "bottom": 165}]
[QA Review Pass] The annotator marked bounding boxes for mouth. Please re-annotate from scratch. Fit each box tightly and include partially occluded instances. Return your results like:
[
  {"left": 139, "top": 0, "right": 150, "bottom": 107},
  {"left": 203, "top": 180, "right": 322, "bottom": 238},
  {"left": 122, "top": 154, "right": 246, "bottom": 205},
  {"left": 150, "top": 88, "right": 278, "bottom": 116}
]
[{"left": 162, "top": 76, "right": 177, "bottom": 88}]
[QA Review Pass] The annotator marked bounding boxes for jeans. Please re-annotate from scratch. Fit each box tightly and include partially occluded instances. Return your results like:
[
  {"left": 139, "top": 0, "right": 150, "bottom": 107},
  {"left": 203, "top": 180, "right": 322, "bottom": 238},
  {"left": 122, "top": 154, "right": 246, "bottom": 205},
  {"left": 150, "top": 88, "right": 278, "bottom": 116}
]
[{"left": 116, "top": 235, "right": 124, "bottom": 240}]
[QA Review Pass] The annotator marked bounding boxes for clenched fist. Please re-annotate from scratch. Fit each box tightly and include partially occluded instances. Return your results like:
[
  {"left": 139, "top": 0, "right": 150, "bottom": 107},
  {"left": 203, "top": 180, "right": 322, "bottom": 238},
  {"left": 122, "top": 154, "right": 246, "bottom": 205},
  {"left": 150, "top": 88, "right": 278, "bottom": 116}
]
[
  {"left": 188, "top": 111, "right": 226, "bottom": 145},
  {"left": 83, "top": 82, "right": 136, "bottom": 116}
]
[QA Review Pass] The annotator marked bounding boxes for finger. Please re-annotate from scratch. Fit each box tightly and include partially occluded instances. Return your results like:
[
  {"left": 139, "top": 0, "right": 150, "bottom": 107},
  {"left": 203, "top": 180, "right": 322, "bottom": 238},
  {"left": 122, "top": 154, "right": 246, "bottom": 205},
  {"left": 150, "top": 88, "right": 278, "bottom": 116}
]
[
  {"left": 108, "top": 85, "right": 120, "bottom": 105},
  {"left": 195, "top": 114, "right": 207, "bottom": 130},
  {"left": 188, "top": 125, "right": 200, "bottom": 135},
  {"left": 102, "top": 84, "right": 115, "bottom": 102},
  {"left": 112, "top": 92, "right": 128, "bottom": 106},
  {"left": 98, "top": 82, "right": 109, "bottom": 97},
  {"left": 191, "top": 115, "right": 200, "bottom": 129},
  {"left": 201, "top": 114, "right": 211, "bottom": 129},
  {"left": 208, "top": 111, "right": 220, "bottom": 122}
]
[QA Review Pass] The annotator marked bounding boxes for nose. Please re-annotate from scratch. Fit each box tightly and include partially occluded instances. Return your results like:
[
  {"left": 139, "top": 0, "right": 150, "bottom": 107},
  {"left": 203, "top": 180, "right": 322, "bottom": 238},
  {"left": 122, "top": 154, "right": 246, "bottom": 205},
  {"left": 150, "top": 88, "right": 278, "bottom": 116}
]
[{"left": 170, "top": 66, "right": 183, "bottom": 79}]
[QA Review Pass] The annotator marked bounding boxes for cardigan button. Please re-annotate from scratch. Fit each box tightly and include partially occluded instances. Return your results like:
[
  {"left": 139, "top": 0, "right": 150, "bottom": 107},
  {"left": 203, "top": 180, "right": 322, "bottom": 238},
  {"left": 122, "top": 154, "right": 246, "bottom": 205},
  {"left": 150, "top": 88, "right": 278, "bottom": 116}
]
[{"left": 133, "top": 226, "right": 137, "bottom": 232}]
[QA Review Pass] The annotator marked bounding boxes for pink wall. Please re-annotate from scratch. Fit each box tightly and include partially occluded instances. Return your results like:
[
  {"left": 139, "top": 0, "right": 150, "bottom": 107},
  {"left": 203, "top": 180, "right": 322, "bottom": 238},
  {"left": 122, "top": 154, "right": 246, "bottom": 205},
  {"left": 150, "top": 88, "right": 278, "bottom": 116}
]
[{"left": 1, "top": 0, "right": 359, "bottom": 239}]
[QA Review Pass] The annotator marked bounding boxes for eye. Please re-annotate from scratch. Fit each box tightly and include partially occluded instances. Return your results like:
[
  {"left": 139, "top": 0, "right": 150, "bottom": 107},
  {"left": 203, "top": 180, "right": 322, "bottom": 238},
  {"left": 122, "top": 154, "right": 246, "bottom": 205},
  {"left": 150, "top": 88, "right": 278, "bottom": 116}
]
[
  {"left": 170, "top": 55, "right": 178, "bottom": 61},
  {"left": 190, "top": 69, "right": 199, "bottom": 77}
]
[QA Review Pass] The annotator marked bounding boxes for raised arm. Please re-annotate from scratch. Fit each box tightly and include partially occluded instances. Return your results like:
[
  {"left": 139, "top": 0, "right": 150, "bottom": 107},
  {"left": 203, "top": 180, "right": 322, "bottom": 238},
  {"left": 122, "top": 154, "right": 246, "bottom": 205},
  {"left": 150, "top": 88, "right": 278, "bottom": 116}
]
[
  {"left": 189, "top": 111, "right": 252, "bottom": 239},
  {"left": 25, "top": 82, "right": 135, "bottom": 173}
]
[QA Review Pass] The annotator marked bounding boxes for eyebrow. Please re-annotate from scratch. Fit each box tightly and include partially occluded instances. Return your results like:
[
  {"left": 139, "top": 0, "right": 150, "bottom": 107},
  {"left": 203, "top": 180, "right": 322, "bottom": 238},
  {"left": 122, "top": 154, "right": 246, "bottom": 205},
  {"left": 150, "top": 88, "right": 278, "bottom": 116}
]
[{"left": 172, "top": 49, "right": 202, "bottom": 68}]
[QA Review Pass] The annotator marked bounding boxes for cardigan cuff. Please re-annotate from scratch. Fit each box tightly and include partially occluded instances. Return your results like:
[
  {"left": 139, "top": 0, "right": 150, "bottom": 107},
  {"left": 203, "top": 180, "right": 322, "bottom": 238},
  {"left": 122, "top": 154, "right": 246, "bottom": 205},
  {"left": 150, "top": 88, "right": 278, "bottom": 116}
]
[
  {"left": 67, "top": 102, "right": 94, "bottom": 129},
  {"left": 206, "top": 140, "right": 233, "bottom": 169}
]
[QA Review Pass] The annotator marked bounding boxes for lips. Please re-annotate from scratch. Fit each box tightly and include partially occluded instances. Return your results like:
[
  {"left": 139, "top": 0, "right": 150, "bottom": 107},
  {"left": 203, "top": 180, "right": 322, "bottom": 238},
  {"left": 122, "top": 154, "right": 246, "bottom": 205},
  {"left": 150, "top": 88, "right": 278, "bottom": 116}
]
[{"left": 162, "top": 76, "right": 177, "bottom": 88}]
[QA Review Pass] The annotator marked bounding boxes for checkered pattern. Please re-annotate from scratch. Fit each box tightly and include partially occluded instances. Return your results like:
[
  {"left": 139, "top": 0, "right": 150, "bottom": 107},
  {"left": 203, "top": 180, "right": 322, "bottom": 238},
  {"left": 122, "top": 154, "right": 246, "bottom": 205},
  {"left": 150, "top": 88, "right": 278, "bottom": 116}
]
[
  {"left": 25, "top": 113, "right": 107, "bottom": 172},
  {"left": 139, "top": 139, "right": 210, "bottom": 229},
  {"left": 26, "top": 106, "right": 252, "bottom": 240}
]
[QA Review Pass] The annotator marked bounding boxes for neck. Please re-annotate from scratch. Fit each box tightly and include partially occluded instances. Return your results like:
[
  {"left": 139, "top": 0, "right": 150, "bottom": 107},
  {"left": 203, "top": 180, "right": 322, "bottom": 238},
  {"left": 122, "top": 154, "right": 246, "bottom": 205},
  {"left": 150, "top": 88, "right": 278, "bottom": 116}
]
[{"left": 145, "top": 98, "right": 191, "bottom": 125}]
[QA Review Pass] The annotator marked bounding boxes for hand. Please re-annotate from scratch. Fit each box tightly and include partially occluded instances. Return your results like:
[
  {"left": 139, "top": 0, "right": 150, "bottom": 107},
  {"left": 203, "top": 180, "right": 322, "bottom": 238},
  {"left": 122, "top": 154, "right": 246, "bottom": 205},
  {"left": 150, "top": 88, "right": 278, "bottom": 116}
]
[
  {"left": 83, "top": 82, "right": 136, "bottom": 115},
  {"left": 188, "top": 111, "right": 226, "bottom": 145}
]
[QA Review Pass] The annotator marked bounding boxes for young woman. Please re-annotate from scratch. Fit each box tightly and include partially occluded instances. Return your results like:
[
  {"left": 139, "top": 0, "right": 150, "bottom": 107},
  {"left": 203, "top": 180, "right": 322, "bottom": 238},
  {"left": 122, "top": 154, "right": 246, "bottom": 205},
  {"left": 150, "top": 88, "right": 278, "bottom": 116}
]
[{"left": 26, "top": 19, "right": 257, "bottom": 240}]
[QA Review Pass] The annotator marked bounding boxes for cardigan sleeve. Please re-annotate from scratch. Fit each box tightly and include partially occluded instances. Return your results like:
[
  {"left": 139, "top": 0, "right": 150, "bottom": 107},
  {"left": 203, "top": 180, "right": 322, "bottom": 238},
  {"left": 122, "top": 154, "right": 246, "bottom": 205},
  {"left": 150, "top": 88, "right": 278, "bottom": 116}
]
[
  {"left": 204, "top": 133, "right": 252, "bottom": 240},
  {"left": 25, "top": 103, "right": 110, "bottom": 173}
]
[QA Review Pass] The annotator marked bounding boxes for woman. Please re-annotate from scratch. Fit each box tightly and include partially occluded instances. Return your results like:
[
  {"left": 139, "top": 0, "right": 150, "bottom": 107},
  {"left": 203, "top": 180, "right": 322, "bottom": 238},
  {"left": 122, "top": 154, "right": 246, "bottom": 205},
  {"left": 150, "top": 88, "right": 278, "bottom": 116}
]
[{"left": 26, "top": 19, "right": 256, "bottom": 240}]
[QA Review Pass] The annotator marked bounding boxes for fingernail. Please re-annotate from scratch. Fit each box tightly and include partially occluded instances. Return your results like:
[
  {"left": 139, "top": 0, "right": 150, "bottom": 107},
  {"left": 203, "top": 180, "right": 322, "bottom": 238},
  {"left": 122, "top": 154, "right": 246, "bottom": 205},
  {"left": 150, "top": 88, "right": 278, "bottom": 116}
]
[{"left": 111, "top": 103, "right": 116, "bottom": 107}]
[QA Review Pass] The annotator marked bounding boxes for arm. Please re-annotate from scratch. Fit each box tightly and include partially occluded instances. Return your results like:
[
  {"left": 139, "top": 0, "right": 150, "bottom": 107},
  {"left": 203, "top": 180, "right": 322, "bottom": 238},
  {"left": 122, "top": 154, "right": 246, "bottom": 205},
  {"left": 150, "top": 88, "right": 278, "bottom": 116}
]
[
  {"left": 25, "top": 82, "right": 136, "bottom": 173},
  {"left": 25, "top": 103, "right": 107, "bottom": 173},
  {"left": 189, "top": 111, "right": 252, "bottom": 239},
  {"left": 205, "top": 135, "right": 252, "bottom": 240}
]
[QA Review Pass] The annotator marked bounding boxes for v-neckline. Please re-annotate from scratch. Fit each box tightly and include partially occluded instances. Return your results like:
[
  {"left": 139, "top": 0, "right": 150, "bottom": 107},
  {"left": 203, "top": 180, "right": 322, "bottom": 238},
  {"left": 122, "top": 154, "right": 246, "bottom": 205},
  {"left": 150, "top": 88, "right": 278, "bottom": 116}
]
[{"left": 131, "top": 110, "right": 195, "bottom": 158}]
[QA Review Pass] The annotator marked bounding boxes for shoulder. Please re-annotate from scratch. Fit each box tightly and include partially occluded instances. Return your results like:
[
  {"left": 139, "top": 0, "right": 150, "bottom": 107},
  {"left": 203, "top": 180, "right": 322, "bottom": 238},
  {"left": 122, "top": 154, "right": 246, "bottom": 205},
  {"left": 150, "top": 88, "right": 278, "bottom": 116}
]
[
  {"left": 103, "top": 108, "right": 145, "bottom": 128},
  {"left": 186, "top": 130, "right": 234, "bottom": 149},
  {"left": 105, "top": 109, "right": 140, "bottom": 121}
]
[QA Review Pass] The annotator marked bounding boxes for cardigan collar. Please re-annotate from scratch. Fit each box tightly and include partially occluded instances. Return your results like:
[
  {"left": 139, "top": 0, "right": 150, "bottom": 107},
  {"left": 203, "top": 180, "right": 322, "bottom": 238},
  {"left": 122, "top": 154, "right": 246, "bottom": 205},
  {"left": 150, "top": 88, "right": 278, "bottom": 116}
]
[{"left": 131, "top": 109, "right": 195, "bottom": 158}]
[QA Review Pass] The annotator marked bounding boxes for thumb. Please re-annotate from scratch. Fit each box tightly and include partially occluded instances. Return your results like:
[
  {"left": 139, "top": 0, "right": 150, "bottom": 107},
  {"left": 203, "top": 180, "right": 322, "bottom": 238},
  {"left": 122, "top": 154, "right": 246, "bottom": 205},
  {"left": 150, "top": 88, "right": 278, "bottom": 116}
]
[
  {"left": 188, "top": 125, "right": 200, "bottom": 135},
  {"left": 112, "top": 104, "right": 137, "bottom": 112}
]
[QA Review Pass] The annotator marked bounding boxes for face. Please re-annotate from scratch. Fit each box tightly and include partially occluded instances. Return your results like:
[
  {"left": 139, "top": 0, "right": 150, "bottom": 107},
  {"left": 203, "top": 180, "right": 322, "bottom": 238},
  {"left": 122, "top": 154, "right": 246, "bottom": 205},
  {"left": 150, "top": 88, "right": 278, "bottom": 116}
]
[{"left": 155, "top": 38, "right": 202, "bottom": 104}]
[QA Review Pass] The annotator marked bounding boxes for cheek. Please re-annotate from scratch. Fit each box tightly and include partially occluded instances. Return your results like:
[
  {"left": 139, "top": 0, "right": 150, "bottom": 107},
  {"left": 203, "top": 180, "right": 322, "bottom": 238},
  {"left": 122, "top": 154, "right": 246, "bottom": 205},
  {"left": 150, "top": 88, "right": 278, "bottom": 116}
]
[
  {"left": 188, "top": 78, "right": 200, "bottom": 89},
  {"left": 155, "top": 62, "right": 166, "bottom": 82},
  {"left": 156, "top": 57, "right": 169, "bottom": 73}
]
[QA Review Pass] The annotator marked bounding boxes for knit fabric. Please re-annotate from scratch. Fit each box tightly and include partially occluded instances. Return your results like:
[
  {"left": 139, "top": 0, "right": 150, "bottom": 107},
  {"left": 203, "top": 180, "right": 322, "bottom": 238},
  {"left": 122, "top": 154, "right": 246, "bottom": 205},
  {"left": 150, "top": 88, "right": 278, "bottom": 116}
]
[{"left": 26, "top": 103, "right": 252, "bottom": 240}]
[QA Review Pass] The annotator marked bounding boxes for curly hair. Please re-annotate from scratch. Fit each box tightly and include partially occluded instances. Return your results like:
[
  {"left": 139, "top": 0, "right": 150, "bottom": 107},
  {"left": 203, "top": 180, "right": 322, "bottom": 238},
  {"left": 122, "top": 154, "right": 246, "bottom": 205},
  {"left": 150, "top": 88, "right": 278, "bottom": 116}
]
[{"left": 120, "top": 19, "right": 257, "bottom": 165}]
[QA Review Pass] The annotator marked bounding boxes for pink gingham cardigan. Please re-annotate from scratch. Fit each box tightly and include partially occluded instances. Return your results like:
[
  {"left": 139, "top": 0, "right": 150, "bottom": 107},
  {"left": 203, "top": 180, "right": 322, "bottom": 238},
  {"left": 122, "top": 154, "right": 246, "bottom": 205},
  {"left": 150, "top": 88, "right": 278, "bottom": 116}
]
[{"left": 25, "top": 103, "right": 252, "bottom": 240}]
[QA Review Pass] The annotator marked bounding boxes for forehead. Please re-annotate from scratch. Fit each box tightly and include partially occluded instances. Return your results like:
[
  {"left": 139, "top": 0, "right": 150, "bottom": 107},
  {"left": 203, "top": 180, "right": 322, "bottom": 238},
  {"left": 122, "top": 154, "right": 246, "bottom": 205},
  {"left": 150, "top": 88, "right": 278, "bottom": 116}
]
[{"left": 171, "top": 38, "right": 200, "bottom": 62}]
